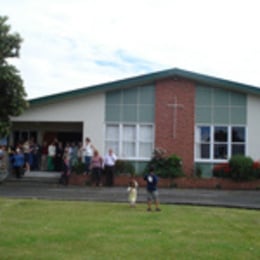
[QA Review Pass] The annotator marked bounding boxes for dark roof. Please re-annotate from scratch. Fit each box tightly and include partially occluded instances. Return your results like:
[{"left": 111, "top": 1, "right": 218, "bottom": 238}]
[{"left": 29, "top": 68, "right": 260, "bottom": 105}]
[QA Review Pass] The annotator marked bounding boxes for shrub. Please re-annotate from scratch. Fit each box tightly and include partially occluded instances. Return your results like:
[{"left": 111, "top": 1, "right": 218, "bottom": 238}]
[
  {"left": 72, "top": 161, "right": 85, "bottom": 175},
  {"left": 213, "top": 163, "right": 231, "bottom": 178},
  {"left": 114, "top": 160, "right": 135, "bottom": 176},
  {"left": 144, "top": 149, "right": 184, "bottom": 178},
  {"left": 213, "top": 157, "right": 260, "bottom": 181},
  {"left": 252, "top": 161, "right": 260, "bottom": 179},
  {"left": 195, "top": 165, "right": 203, "bottom": 178},
  {"left": 229, "top": 155, "right": 254, "bottom": 181}
]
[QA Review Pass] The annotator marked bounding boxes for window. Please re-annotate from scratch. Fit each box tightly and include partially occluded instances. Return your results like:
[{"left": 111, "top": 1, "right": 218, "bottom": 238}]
[
  {"left": 105, "top": 124, "right": 154, "bottom": 160},
  {"left": 214, "top": 126, "right": 228, "bottom": 159},
  {"left": 13, "top": 131, "right": 37, "bottom": 146},
  {"left": 195, "top": 125, "right": 246, "bottom": 161},
  {"left": 195, "top": 126, "right": 210, "bottom": 159},
  {"left": 123, "top": 125, "right": 136, "bottom": 157},
  {"left": 196, "top": 86, "right": 246, "bottom": 125},
  {"left": 232, "top": 127, "right": 245, "bottom": 155},
  {"left": 105, "top": 124, "right": 119, "bottom": 156}
]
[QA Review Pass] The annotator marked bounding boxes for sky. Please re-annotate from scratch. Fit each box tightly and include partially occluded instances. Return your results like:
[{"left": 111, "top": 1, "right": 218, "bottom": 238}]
[{"left": 1, "top": 0, "right": 260, "bottom": 99}]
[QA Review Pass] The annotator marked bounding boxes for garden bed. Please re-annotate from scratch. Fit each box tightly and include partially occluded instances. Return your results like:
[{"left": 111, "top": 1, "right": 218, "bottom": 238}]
[{"left": 69, "top": 173, "right": 260, "bottom": 190}]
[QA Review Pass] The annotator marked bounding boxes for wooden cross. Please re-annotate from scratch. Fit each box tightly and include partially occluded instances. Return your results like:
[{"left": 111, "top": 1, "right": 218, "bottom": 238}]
[{"left": 167, "top": 96, "right": 184, "bottom": 139}]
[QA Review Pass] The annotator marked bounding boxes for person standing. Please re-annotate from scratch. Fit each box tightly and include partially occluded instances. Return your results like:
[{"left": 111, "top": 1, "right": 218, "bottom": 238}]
[
  {"left": 22, "top": 139, "right": 31, "bottom": 173},
  {"left": 55, "top": 141, "right": 64, "bottom": 171},
  {"left": 127, "top": 178, "right": 138, "bottom": 207},
  {"left": 82, "top": 137, "right": 94, "bottom": 175},
  {"left": 144, "top": 166, "right": 161, "bottom": 212},
  {"left": 59, "top": 155, "right": 70, "bottom": 186},
  {"left": 12, "top": 148, "right": 25, "bottom": 178},
  {"left": 90, "top": 149, "right": 103, "bottom": 186},
  {"left": 41, "top": 141, "right": 48, "bottom": 171},
  {"left": 47, "top": 140, "right": 56, "bottom": 171},
  {"left": 103, "top": 148, "right": 117, "bottom": 186}
]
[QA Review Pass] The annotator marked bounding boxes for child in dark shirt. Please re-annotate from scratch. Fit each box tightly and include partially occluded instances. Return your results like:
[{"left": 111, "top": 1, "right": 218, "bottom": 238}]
[
  {"left": 59, "top": 156, "right": 70, "bottom": 185},
  {"left": 144, "top": 166, "right": 161, "bottom": 212}
]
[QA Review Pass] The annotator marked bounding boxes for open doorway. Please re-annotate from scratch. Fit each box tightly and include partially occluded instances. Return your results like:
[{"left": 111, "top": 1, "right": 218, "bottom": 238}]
[{"left": 44, "top": 131, "right": 82, "bottom": 146}]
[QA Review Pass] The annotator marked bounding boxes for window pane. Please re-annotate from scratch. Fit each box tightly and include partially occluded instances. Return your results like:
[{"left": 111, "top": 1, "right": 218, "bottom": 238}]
[
  {"left": 214, "top": 127, "right": 227, "bottom": 142},
  {"left": 232, "top": 127, "right": 245, "bottom": 142},
  {"left": 230, "top": 92, "right": 246, "bottom": 106},
  {"left": 123, "top": 142, "right": 135, "bottom": 157},
  {"left": 122, "top": 105, "right": 137, "bottom": 122},
  {"left": 214, "top": 144, "right": 227, "bottom": 159},
  {"left": 213, "top": 107, "right": 229, "bottom": 124},
  {"left": 123, "top": 88, "right": 137, "bottom": 104},
  {"left": 201, "top": 144, "right": 210, "bottom": 158},
  {"left": 123, "top": 125, "right": 135, "bottom": 141},
  {"left": 232, "top": 144, "right": 245, "bottom": 155},
  {"left": 106, "top": 125, "right": 119, "bottom": 140},
  {"left": 105, "top": 141, "right": 119, "bottom": 156},
  {"left": 196, "top": 86, "right": 212, "bottom": 106},
  {"left": 200, "top": 126, "right": 210, "bottom": 142},
  {"left": 213, "top": 88, "right": 229, "bottom": 105},
  {"left": 195, "top": 143, "right": 210, "bottom": 159},
  {"left": 106, "top": 91, "right": 121, "bottom": 104},
  {"left": 139, "top": 105, "right": 154, "bottom": 122},
  {"left": 139, "top": 85, "right": 154, "bottom": 104},
  {"left": 139, "top": 143, "right": 153, "bottom": 158},
  {"left": 230, "top": 107, "right": 246, "bottom": 124},
  {"left": 106, "top": 105, "right": 121, "bottom": 121},
  {"left": 140, "top": 125, "right": 153, "bottom": 141}
]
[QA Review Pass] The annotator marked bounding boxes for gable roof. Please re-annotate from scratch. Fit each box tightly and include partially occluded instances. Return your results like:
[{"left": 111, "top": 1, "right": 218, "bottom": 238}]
[{"left": 29, "top": 68, "right": 260, "bottom": 106}]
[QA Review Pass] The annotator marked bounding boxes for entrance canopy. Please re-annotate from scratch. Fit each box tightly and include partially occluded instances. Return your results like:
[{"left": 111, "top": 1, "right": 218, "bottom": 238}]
[{"left": 11, "top": 121, "right": 83, "bottom": 146}]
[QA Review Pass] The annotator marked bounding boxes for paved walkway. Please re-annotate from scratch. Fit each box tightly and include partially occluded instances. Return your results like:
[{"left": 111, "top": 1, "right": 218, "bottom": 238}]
[{"left": 0, "top": 179, "right": 259, "bottom": 210}]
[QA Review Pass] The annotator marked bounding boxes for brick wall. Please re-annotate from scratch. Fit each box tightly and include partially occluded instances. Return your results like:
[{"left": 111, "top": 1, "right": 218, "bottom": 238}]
[{"left": 155, "top": 77, "right": 195, "bottom": 176}]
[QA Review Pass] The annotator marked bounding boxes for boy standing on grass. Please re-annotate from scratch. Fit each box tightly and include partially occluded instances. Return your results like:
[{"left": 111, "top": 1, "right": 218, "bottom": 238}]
[{"left": 144, "top": 166, "right": 161, "bottom": 212}]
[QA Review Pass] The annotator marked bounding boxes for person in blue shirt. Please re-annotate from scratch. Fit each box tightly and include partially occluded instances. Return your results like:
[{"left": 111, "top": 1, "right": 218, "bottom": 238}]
[
  {"left": 144, "top": 166, "right": 161, "bottom": 212},
  {"left": 12, "top": 148, "right": 25, "bottom": 178}
]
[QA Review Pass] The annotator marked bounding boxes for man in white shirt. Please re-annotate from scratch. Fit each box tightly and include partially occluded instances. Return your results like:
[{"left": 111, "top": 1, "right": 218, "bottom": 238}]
[{"left": 103, "top": 149, "right": 117, "bottom": 186}]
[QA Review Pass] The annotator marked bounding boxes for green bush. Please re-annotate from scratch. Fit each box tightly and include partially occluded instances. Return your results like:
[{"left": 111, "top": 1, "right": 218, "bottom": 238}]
[
  {"left": 229, "top": 155, "right": 254, "bottom": 181},
  {"left": 144, "top": 150, "right": 184, "bottom": 178},
  {"left": 114, "top": 160, "right": 135, "bottom": 176},
  {"left": 72, "top": 161, "right": 85, "bottom": 175}
]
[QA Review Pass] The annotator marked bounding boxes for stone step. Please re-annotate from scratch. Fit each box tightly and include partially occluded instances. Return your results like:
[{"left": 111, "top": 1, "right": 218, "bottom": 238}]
[{"left": 5, "top": 171, "right": 61, "bottom": 185}]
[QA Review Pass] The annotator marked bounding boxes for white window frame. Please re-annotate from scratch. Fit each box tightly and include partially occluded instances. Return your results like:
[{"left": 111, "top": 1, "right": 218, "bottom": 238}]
[
  {"left": 195, "top": 125, "right": 247, "bottom": 163},
  {"left": 105, "top": 123, "right": 154, "bottom": 161}
]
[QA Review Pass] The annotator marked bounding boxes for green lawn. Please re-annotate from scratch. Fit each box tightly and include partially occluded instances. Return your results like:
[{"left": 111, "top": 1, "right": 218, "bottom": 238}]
[{"left": 0, "top": 198, "right": 259, "bottom": 260}]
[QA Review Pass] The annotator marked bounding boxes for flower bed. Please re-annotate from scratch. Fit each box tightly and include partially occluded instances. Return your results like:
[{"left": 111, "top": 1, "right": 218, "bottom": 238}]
[{"left": 68, "top": 173, "right": 260, "bottom": 190}]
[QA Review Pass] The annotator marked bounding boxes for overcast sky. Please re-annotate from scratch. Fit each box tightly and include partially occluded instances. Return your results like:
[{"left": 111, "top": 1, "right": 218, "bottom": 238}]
[{"left": 2, "top": 0, "right": 260, "bottom": 99}]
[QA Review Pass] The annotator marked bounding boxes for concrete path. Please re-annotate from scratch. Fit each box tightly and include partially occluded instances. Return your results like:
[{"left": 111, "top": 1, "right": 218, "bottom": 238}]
[{"left": 0, "top": 180, "right": 259, "bottom": 210}]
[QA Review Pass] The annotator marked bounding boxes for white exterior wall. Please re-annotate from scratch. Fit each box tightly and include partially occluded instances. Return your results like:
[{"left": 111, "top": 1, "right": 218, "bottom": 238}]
[
  {"left": 12, "top": 92, "right": 105, "bottom": 154},
  {"left": 247, "top": 94, "right": 260, "bottom": 160}
]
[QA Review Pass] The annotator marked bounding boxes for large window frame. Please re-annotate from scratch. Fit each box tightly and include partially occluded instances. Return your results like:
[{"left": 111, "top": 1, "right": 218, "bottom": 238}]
[
  {"left": 105, "top": 123, "right": 154, "bottom": 160},
  {"left": 195, "top": 125, "right": 247, "bottom": 162}
]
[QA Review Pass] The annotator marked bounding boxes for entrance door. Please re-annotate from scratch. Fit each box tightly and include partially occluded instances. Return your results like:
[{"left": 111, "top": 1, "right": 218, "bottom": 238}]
[{"left": 57, "top": 132, "right": 82, "bottom": 145}]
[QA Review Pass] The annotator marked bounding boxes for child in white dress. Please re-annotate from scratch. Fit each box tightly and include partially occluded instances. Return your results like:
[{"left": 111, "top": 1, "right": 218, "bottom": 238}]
[{"left": 127, "top": 179, "right": 138, "bottom": 207}]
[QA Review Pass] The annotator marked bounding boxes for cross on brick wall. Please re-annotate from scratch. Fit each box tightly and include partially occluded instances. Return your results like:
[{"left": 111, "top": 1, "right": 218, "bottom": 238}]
[{"left": 167, "top": 96, "right": 184, "bottom": 139}]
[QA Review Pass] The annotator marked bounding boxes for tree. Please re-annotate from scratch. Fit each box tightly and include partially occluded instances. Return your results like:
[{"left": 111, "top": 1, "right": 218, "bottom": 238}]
[{"left": 0, "top": 16, "right": 28, "bottom": 138}]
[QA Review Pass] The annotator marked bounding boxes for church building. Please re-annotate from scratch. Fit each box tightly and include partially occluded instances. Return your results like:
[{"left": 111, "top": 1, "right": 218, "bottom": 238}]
[{"left": 11, "top": 68, "right": 260, "bottom": 177}]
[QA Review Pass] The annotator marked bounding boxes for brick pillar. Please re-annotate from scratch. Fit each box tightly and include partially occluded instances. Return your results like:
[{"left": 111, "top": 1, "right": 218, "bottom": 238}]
[{"left": 155, "top": 78, "right": 195, "bottom": 176}]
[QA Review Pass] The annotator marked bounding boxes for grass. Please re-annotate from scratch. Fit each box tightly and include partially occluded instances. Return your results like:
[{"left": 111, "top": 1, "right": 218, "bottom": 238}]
[{"left": 0, "top": 198, "right": 259, "bottom": 260}]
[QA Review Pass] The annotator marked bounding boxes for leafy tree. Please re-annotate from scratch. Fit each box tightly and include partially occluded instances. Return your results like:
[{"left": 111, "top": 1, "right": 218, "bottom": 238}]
[{"left": 0, "top": 16, "right": 28, "bottom": 137}]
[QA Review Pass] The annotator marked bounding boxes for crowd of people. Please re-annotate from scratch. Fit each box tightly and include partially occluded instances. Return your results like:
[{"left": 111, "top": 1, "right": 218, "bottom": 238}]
[
  {"left": 1, "top": 137, "right": 161, "bottom": 211},
  {"left": 1, "top": 137, "right": 118, "bottom": 187}
]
